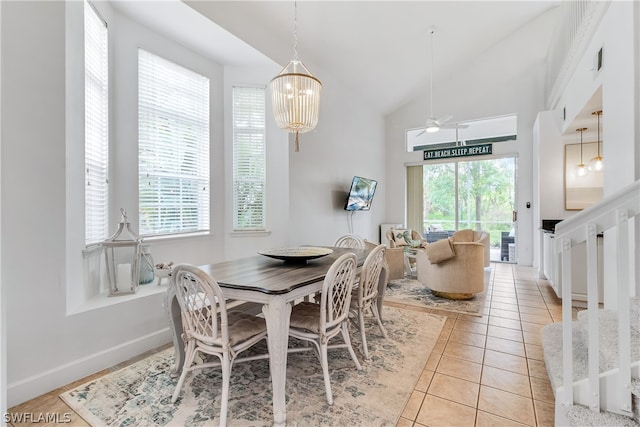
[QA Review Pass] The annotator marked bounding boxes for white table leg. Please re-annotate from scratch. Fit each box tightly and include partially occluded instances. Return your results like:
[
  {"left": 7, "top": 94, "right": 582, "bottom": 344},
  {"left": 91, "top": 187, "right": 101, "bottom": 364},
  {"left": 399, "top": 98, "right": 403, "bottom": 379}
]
[{"left": 262, "top": 296, "right": 292, "bottom": 427}]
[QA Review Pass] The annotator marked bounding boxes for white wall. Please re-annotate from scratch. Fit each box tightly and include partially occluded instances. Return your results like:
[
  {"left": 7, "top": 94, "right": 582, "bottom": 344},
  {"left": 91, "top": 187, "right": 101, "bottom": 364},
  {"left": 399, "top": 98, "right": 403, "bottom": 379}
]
[
  {"left": 601, "top": 2, "right": 637, "bottom": 193},
  {"left": 532, "top": 110, "right": 563, "bottom": 270},
  {"left": 287, "top": 69, "right": 387, "bottom": 246},
  {"left": 1, "top": 1, "right": 288, "bottom": 407},
  {"left": 384, "top": 11, "right": 556, "bottom": 266}
]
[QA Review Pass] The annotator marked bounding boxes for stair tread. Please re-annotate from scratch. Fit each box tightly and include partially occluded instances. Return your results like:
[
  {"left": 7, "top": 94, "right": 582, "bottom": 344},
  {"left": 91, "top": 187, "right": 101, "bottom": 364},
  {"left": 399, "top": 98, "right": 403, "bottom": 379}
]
[
  {"left": 542, "top": 321, "right": 589, "bottom": 391},
  {"left": 576, "top": 299, "right": 640, "bottom": 334},
  {"left": 542, "top": 301, "right": 640, "bottom": 393},
  {"left": 566, "top": 404, "right": 640, "bottom": 426}
]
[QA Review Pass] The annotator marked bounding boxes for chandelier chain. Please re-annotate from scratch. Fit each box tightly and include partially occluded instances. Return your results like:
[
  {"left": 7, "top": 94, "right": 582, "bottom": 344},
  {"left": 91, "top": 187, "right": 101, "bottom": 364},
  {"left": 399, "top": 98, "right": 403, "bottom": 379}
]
[
  {"left": 270, "top": 0, "right": 321, "bottom": 151},
  {"left": 293, "top": 0, "right": 299, "bottom": 61}
]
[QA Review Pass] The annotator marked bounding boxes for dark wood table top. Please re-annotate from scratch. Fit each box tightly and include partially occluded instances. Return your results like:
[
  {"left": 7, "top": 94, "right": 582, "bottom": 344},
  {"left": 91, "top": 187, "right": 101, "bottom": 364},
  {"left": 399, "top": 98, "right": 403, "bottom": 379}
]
[{"left": 199, "top": 247, "right": 369, "bottom": 295}]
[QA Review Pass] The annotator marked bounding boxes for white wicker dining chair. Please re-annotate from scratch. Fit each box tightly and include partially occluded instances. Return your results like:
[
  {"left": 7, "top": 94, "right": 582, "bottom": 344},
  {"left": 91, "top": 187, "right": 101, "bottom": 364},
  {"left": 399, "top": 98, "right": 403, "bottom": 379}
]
[
  {"left": 169, "top": 264, "right": 269, "bottom": 427},
  {"left": 288, "top": 252, "right": 362, "bottom": 405},
  {"left": 350, "top": 244, "right": 388, "bottom": 359},
  {"left": 333, "top": 234, "right": 366, "bottom": 249}
]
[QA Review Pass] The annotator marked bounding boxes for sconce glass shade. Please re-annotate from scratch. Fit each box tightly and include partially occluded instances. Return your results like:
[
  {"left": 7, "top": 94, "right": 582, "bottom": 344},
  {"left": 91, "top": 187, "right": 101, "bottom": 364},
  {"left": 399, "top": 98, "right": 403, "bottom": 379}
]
[
  {"left": 576, "top": 163, "right": 589, "bottom": 177},
  {"left": 575, "top": 127, "right": 589, "bottom": 177},
  {"left": 588, "top": 155, "right": 604, "bottom": 172},
  {"left": 270, "top": 60, "right": 322, "bottom": 151}
]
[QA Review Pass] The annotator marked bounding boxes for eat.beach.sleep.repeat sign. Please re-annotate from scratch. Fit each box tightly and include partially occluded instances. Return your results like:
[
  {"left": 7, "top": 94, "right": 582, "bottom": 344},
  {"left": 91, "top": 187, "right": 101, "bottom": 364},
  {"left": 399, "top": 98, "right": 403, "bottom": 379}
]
[{"left": 423, "top": 143, "right": 492, "bottom": 161}]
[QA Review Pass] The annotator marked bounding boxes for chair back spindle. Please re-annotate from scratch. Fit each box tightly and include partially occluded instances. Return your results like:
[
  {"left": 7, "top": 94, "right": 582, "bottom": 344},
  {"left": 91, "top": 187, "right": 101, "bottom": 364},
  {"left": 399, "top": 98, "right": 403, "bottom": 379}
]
[
  {"left": 333, "top": 234, "right": 366, "bottom": 249},
  {"left": 320, "top": 253, "right": 357, "bottom": 332}
]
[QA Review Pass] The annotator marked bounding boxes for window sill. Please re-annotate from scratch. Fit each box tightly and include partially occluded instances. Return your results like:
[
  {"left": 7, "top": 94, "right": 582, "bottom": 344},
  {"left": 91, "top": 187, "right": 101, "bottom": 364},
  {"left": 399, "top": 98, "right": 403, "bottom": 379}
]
[
  {"left": 230, "top": 230, "right": 272, "bottom": 237},
  {"left": 141, "top": 231, "right": 211, "bottom": 243},
  {"left": 67, "top": 282, "right": 168, "bottom": 316}
]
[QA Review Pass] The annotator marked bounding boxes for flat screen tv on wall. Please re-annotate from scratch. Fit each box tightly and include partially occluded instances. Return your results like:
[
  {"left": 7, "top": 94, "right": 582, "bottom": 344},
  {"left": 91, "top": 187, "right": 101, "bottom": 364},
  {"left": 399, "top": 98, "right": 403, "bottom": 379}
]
[{"left": 344, "top": 176, "right": 378, "bottom": 211}]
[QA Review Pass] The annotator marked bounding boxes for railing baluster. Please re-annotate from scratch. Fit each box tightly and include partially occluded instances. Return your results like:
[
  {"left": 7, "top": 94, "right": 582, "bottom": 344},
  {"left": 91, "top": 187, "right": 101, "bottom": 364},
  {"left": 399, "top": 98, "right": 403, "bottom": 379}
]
[
  {"left": 586, "top": 223, "right": 600, "bottom": 412},
  {"left": 553, "top": 181, "right": 639, "bottom": 416},
  {"left": 561, "top": 237, "right": 574, "bottom": 406},
  {"left": 616, "top": 209, "right": 632, "bottom": 415}
]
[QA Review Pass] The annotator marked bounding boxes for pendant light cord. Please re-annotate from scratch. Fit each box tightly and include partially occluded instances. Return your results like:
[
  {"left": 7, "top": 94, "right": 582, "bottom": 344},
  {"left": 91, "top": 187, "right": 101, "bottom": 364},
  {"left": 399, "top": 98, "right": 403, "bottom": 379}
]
[
  {"left": 577, "top": 127, "right": 586, "bottom": 163},
  {"left": 596, "top": 111, "right": 601, "bottom": 157},
  {"left": 580, "top": 129, "right": 583, "bottom": 163}
]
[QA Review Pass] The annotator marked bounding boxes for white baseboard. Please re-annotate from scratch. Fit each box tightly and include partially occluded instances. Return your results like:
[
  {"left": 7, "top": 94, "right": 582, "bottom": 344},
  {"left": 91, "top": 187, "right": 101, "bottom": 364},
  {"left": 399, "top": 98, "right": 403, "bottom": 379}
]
[{"left": 7, "top": 328, "right": 171, "bottom": 408}]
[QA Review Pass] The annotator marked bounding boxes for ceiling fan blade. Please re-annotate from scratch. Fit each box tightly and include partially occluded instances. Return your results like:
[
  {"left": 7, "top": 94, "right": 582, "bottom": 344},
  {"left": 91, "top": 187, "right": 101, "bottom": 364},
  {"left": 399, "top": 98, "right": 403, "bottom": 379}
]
[
  {"left": 437, "top": 114, "right": 453, "bottom": 125},
  {"left": 441, "top": 123, "right": 469, "bottom": 129}
]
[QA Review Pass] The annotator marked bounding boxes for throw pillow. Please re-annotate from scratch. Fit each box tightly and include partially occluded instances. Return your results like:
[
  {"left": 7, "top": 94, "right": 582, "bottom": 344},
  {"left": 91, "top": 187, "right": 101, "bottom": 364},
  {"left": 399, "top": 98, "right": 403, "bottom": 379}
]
[
  {"left": 391, "top": 229, "right": 412, "bottom": 246},
  {"left": 425, "top": 238, "right": 456, "bottom": 264}
]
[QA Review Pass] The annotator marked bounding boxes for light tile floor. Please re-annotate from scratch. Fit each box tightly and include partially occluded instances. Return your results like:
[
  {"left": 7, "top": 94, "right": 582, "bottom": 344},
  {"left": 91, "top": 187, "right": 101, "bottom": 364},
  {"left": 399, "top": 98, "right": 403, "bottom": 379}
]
[
  {"left": 8, "top": 263, "right": 562, "bottom": 427},
  {"left": 391, "top": 262, "right": 562, "bottom": 427}
]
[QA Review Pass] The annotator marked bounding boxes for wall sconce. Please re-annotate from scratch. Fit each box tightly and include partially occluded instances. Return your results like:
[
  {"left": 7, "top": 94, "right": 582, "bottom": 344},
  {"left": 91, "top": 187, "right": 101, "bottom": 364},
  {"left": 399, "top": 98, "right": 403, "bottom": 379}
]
[
  {"left": 575, "top": 127, "right": 589, "bottom": 177},
  {"left": 103, "top": 209, "right": 141, "bottom": 296},
  {"left": 589, "top": 110, "right": 603, "bottom": 172}
]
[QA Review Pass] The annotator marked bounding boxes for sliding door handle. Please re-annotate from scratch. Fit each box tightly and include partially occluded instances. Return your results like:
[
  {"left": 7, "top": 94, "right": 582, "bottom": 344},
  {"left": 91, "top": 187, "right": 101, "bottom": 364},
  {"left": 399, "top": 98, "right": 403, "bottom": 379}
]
[{"left": 513, "top": 210, "right": 518, "bottom": 222}]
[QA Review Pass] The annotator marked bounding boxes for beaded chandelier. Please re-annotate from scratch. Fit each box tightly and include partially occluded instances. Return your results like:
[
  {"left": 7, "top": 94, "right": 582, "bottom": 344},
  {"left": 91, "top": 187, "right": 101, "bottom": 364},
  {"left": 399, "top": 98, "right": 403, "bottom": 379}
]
[{"left": 270, "top": 1, "right": 321, "bottom": 152}]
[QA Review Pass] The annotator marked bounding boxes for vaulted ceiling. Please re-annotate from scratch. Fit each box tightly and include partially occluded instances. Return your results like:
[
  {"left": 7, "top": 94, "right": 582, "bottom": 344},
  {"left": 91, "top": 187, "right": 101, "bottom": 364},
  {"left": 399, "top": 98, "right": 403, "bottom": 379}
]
[{"left": 112, "top": 1, "right": 561, "bottom": 116}]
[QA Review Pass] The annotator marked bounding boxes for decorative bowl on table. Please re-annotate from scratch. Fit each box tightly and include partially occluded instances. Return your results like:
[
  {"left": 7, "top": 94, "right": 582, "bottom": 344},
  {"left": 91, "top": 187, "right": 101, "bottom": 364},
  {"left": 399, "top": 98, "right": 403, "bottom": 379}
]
[{"left": 258, "top": 247, "right": 333, "bottom": 263}]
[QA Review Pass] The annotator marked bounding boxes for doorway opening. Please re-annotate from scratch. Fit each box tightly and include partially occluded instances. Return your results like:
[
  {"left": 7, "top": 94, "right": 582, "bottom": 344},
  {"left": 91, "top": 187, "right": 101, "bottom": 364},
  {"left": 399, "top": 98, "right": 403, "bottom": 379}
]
[{"left": 412, "top": 156, "right": 517, "bottom": 263}]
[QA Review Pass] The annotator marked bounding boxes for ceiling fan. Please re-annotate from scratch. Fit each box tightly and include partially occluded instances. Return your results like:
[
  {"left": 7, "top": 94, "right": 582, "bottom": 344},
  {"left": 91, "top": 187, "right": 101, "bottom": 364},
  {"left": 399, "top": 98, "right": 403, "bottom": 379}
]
[{"left": 416, "top": 27, "right": 465, "bottom": 136}]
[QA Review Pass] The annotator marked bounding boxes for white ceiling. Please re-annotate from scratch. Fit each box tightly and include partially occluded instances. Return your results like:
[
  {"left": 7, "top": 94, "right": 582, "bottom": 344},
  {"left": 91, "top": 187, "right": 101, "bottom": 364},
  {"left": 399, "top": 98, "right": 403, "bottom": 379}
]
[
  {"left": 111, "top": 1, "right": 561, "bottom": 116},
  {"left": 108, "top": 0, "right": 276, "bottom": 66},
  {"left": 563, "top": 86, "right": 603, "bottom": 141}
]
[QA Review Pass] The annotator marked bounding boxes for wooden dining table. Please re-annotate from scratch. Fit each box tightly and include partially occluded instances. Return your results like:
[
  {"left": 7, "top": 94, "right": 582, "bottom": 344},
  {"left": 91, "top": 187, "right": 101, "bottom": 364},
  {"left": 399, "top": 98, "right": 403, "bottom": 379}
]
[{"left": 165, "top": 246, "right": 387, "bottom": 426}]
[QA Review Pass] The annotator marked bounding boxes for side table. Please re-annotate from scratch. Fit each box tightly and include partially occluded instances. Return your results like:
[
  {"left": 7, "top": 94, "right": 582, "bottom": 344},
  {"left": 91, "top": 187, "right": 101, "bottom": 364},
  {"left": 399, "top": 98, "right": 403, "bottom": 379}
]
[{"left": 403, "top": 247, "right": 418, "bottom": 279}]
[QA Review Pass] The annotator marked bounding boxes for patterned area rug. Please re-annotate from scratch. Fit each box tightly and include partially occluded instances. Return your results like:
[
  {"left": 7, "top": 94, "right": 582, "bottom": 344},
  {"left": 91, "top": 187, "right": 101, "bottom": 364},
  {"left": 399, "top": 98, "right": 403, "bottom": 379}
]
[
  {"left": 386, "top": 278, "right": 487, "bottom": 316},
  {"left": 60, "top": 306, "right": 445, "bottom": 426}
]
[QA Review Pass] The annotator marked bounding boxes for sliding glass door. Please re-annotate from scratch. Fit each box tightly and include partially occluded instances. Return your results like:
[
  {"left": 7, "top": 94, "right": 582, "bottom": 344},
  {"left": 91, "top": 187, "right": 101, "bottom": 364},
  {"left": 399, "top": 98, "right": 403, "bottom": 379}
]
[{"left": 422, "top": 156, "right": 517, "bottom": 263}]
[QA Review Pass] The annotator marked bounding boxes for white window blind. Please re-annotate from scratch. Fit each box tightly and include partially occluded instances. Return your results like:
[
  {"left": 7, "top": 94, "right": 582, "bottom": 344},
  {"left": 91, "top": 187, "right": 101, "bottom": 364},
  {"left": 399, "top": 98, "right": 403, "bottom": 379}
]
[
  {"left": 84, "top": 0, "right": 109, "bottom": 246},
  {"left": 232, "top": 86, "right": 266, "bottom": 231},
  {"left": 138, "top": 49, "right": 210, "bottom": 237}
]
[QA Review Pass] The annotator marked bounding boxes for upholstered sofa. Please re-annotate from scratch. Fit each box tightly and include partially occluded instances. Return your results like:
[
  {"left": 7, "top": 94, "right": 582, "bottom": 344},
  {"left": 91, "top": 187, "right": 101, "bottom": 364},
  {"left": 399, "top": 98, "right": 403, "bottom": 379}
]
[{"left": 416, "top": 229, "right": 490, "bottom": 300}]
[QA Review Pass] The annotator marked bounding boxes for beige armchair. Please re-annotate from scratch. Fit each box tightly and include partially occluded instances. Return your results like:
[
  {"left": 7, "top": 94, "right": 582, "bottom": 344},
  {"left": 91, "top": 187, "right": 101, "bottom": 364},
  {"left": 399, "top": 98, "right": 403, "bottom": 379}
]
[
  {"left": 416, "top": 229, "right": 489, "bottom": 300},
  {"left": 384, "top": 228, "right": 425, "bottom": 280}
]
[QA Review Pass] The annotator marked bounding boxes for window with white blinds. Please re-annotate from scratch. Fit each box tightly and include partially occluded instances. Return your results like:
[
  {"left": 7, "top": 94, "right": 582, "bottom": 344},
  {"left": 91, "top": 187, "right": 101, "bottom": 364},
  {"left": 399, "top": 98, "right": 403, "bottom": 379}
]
[
  {"left": 138, "top": 49, "right": 210, "bottom": 237},
  {"left": 232, "top": 86, "right": 266, "bottom": 231},
  {"left": 84, "top": 0, "right": 109, "bottom": 246}
]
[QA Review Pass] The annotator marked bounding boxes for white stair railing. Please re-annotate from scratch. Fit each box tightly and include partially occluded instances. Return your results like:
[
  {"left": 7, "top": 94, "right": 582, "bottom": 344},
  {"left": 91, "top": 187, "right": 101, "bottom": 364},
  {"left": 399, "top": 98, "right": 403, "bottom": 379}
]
[{"left": 555, "top": 180, "right": 639, "bottom": 417}]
